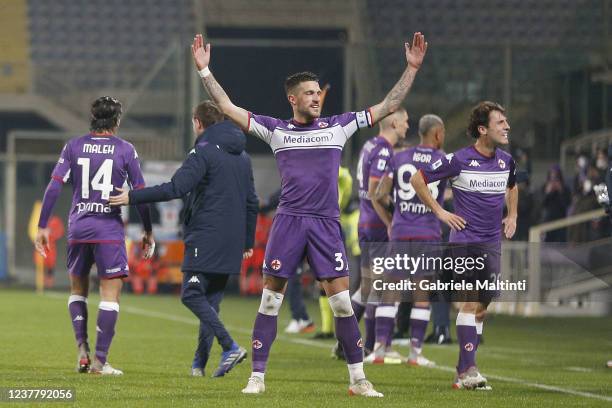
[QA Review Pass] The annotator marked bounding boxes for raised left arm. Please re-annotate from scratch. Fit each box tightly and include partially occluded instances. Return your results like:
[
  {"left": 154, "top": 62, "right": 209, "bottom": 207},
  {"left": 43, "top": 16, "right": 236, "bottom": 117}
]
[{"left": 369, "top": 32, "right": 427, "bottom": 124}]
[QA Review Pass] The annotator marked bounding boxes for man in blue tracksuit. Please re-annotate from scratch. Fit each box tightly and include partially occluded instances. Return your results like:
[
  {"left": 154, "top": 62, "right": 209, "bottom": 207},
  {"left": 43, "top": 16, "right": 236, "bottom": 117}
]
[{"left": 110, "top": 101, "right": 258, "bottom": 377}]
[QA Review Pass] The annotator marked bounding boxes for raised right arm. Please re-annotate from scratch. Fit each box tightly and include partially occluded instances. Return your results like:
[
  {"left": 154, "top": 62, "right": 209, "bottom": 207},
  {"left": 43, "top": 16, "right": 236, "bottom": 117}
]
[{"left": 191, "top": 34, "right": 249, "bottom": 130}]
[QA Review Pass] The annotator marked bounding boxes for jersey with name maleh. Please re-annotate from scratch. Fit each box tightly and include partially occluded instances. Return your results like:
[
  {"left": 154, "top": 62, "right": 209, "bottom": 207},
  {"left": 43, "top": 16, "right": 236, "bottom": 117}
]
[
  {"left": 248, "top": 111, "right": 373, "bottom": 219},
  {"left": 51, "top": 134, "right": 146, "bottom": 243},
  {"left": 356, "top": 136, "right": 393, "bottom": 238},
  {"left": 420, "top": 145, "right": 516, "bottom": 243},
  {"left": 387, "top": 145, "right": 447, "bottom": 241}
]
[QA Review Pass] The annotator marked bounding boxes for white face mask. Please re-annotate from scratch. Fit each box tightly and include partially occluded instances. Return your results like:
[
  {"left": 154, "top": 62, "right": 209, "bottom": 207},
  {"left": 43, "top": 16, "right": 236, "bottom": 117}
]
[
  {"left": 596, "top": 158, "right": 607, "bottom": 170},
  {"left": 583, "top": 179, "right": 593, "bottom": 195}
]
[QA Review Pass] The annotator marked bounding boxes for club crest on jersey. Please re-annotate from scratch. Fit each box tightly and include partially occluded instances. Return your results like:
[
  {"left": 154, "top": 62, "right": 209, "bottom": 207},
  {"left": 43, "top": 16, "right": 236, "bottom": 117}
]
[
  {"left": 357, "top": 338, "right": 363, "bottom": 348},
  {"left": 498, "top": 159, "right": 506, "bottom": 169},
  {"left": 464, "top": 342, "right": 474, "bottom": 352},
  {"left": 252, "top": 340, "right": 263, "bottom": 350},
  {"left": 318, "top": 121, "right": 329, "bottom": 128},
  {"left": 271, "top": 259, "right": 282, "bottom": 271}
]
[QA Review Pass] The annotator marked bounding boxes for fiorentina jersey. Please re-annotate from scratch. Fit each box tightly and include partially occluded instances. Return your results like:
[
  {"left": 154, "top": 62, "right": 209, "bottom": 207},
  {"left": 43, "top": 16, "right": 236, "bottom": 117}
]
[
  {"left": 420, "top": 145, "right": 516, "bottom": 243},
  {"left": 357, "top": 136, "right": 393, "bottom": 234},
  {"left": 248, "top": 111, "right": 373, "bottom": 219},
  {"left": 51, "top": 134, "right": 146, "bottom": 242},
  {"left": 387, "top": 145, "right": 447, "bottom": 241}
]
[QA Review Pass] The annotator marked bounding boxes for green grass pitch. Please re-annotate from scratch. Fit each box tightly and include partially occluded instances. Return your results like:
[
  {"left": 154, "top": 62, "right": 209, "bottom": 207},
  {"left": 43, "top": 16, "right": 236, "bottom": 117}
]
[{"left": 0, "top": 289, "right": 610, "bottom": 407}]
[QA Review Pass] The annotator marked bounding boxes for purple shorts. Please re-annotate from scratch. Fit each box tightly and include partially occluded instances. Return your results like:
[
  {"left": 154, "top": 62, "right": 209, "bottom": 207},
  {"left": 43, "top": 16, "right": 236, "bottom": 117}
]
[
  {"left": 263, "top": 214, "right": 349, "bottom": 280},
  {"left": 359, "top": 230, "right": 389, "bottom": 269},
  {"left": 67, "top": 242, "right": 128, "bottom": 279}
]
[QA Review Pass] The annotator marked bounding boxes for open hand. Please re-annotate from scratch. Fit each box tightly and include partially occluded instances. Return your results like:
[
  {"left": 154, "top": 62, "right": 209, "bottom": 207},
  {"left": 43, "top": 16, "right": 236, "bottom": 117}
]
[
  {"left": 502, "top": 216, "right": 516, "bottom": 239},
  {"left": 142, "top": 232, "right": 155, "bottom": 259},
  {"left": 406, "top": 32, "right": 428, "bottom": 70},
  {"left": 191, "top": 34, "right": 211, "bottom": 71},
  {"left": 109, "top": 187, "right": 130, "bottom": 206},
  {"left": 438, "top": 209, "right": 466, "bottom": 232},
  {"left": 35, "top": 228, "right": 50, "bottom": 258}
]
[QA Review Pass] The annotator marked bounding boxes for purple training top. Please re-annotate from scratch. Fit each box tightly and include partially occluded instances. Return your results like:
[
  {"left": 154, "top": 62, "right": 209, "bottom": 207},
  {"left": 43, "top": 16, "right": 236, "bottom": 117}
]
[
  {"left": 357, "top": 136, "right": 393, "bottom": 239},
  {"left": 248, "top": 110, "right": 373, "bottom": 219},
  {"left": 420, "top": 145, "right": 516, "bottom": 243},
  {"left": 50, "top": 134, "right": 146, "bottom": 243},
  {"left": 387, "top": 145, "right": 447, "bottom": 241}
]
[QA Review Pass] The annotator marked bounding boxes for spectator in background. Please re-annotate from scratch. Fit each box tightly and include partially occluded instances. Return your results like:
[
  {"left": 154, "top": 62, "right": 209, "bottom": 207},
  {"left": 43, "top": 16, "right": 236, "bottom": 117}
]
[
  {"left": 514, "top": 148, "right": 532, "bottom": 177},
  {"left": 595, "top": 147, "right": 608, "bottom": 181},
  {"left": 541, "top": 165, "right": 571, "bottom": 242},
  {"left": 35, "top": 214, "right": 64, "bottom": 288},
  {"left": 568, "top": 162, "right": 605, "bottom": 243},
  {"left": 573, "top": 154, "right": 590, "bottom": 194}
]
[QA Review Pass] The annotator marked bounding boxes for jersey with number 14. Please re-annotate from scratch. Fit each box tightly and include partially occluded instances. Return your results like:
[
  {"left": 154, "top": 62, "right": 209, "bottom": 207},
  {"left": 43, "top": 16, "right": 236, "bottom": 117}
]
[
  {"left": 387, "top": 146, "right": 447, "bottom": 240},
  {"left": 51, "top": 134, "right": 145, "bottom": 243}
]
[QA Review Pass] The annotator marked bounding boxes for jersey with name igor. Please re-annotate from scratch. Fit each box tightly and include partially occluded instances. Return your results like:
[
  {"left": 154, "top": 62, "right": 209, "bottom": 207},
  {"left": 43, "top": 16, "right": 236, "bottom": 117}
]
[
  {"left": 248, "top": 111, "right": 372, "bottom": 219},
  {"left": 51, "top": 134, "right": 145, "bottom": 243},
  {"left": 357, "top": 136, "right": 393, "bottom": 234},
  {"left": 387, "top": 146, "right": 447, "bottom": 241},
  {"left": 420, "top": 145, "right": 516, "bottom": 243}
]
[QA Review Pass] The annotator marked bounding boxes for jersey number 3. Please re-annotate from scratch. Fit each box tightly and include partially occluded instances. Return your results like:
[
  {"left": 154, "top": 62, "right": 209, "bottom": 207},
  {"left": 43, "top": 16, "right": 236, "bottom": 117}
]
[{"left": 77, "top": 158, "right": 114, "bottom": 200}]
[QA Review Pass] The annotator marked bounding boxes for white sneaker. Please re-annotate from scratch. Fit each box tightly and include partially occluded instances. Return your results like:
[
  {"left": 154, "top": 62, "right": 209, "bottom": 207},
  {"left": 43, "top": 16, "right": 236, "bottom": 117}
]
[
  {"left": 191, "top": 367, "right": 204, "bottom": 377},
  {"left": 242, "top": 376, "right": 265, "bottom": 394},
  {"left": 453, "top": 367, "right": 487, "bottom": 390},
  {"left": 384, "top": 350, "right": 407, "bottom": 364},
  {"left": 408, "top": 354, "right": 435, "bottom": 367},
  {"left": 284, "top": 319, "right": 300, "bottom": 334},
  {"left": 348, "top": 379, "right": 384, "bottom": 397},
  {"left": 363, "top": 351, "right": 384, "bottom": 364},
  {"left": 296, "top": 319, "right": 315, "bottom": 334},
  {"left": 90, "top": 361, "right": 123, "bottom": 376}
]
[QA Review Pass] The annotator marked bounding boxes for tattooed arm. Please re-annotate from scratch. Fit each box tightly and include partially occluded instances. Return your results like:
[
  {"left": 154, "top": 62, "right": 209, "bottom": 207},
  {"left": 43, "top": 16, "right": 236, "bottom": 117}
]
[
  {"left": 191, "top": 34, "right": 249, "bottom": 130},
  {"left": 369, "top": 32, "right": 428, "bottom": 125}
]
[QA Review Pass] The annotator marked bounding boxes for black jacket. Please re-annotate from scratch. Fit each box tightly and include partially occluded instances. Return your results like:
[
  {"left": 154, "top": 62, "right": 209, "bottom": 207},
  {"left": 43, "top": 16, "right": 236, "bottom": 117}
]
[{"left": 129, "top": 121, "right": 258, "bottom": 275}]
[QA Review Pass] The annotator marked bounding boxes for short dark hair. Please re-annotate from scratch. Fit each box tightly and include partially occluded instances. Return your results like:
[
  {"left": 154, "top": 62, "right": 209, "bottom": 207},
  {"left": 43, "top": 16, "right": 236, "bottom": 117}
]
[
  {"left": 193, "top": 100, "right": 224, "bottom": 128},
  {"left": 284, "top": 71, "right": 319, "bottom": 94},
  {"left": 90, "top": 96, "right": 122, "bottom": 132},
  {"left": 467, "top": 101, "right": 505, "bottom": 139}
]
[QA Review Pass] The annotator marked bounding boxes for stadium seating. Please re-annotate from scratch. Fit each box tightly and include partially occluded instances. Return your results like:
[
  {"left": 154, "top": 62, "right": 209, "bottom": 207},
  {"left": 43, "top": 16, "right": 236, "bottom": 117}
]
[
  {"left": 27, "top": 0, "right": 195, "bottom": 89},
  {"left": 365, "top": 0, "right": 601, "bottom": 98},
  {"left": 0, "top": 0, "right": 30, "bottom": 93}
]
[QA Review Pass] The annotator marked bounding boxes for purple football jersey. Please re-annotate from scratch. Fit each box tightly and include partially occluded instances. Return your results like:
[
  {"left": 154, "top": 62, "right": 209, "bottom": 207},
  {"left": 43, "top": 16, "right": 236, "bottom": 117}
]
[
  {"left": 248, "top": 111, "right": 372, "bottom": 219},
  {"left": 387, "top": 146, "right": 447, "bottom": 240},
  {"left": 51, "top": 134, "right": 145, "bottom": 242},
  {"left": 420, "top": 145, "right": 516, "bottom": 243},
  {"left": 357, "top": 136, "right": 393, "bottom": 239}
]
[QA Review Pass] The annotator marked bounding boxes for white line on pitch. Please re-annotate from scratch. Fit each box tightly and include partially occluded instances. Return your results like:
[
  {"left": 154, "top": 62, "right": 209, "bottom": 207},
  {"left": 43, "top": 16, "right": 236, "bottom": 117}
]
[
  {"left": 44, "top": 294, "right": 612, "bottom": 403},
  {"left": 564, "top": 367, "right": 594, "bottom": 373}
]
